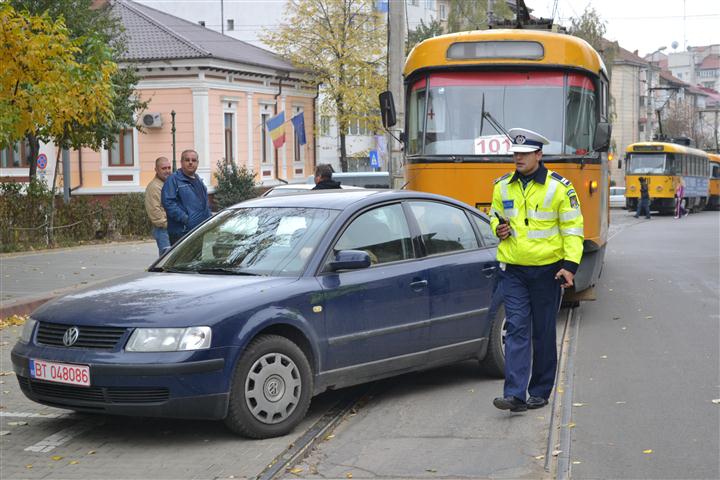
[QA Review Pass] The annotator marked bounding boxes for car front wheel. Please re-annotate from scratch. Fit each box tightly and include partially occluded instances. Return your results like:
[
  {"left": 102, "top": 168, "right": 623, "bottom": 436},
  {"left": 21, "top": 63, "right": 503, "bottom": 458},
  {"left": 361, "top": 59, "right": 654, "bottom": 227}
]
[{"left": 224, "top": 334, "right": 313, "bottom": 438}]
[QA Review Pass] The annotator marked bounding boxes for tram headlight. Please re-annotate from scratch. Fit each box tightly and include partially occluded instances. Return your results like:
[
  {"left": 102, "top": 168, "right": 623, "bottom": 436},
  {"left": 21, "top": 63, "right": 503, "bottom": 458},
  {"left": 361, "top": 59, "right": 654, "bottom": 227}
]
[
  {"left": 630, "top": 185, "right": 637, "bottom": 192},
  {"left": 656, "top": 186, "right": 663, "bottom": 192}
]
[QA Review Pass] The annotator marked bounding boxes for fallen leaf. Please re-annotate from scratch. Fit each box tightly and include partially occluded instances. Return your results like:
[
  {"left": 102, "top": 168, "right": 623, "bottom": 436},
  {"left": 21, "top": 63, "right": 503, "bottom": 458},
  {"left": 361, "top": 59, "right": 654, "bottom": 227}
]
[
  {"left": 0, "top": 372, "right": 13, "bottom": 376},
  {"left": 572, "top": 461, "right": 582, "bottom": 465},
  {"left": 0, "top": 431, "right": 10, "bottom": 436},
  {"left": 26, "top": 465, "right": 32, "bottom": 469},
  {"left": 325, "top": 434, "right": 335, "bottom": 440},
  {"left": 572, "top": 403, "right": 585, "bottom": 407},
  {"left": 289, "top": 467, "right": 303, "bottom": 474},
  {"left": 612, "top": 316, "right": 620, "bottom": 320},
  {"left": 645, "top": 316, "right": 653, "bottom": 319},
  {"left": 69, "top": 460, "right": 79, "bottom": 465},
  {"left": 608, "top": 288, "right": 613, "bottom": 292},
  {"left": 87, "top": 450, "right": 96, "bottom": 455},
  {"left": 557, "top": 387, "right": 564, "bottom": 393},
  {"left": 346, "top": 473, "right": 353, "bottom": 479},
  {"left": 534, "top": 455, "right": 545, "bottom": 460},
  {"left": 425, "top": 468, "right": 437, "bottom": 473},
  {"left": 643, "top": 449, "right": 653, "bottom": 454},
  {"left": 568, "top": 423, "right": 576, "bottom": 428},
  {"left": 616, "top": 401, "right": 627, "bottom": 405},
  {"left": 51, "top": 456, "right": 63, "bottom": 461},
  {"left": 468, "top": 389, "right": 475, "bottom": 393},
  {"left": 600, "top": 355, "right": 608, "bottom": 359},
  {"left": 711, "top": 399, "right": 720, "bottom": 404},
  {"left": 8, "top": 421, "right": 28, "bottom": 426},
  {"left": 621, "top": 326, "right": 628, "bottom": 331},
  {"left": 552, "top": 450, "right": 562, "bottom": 456}
]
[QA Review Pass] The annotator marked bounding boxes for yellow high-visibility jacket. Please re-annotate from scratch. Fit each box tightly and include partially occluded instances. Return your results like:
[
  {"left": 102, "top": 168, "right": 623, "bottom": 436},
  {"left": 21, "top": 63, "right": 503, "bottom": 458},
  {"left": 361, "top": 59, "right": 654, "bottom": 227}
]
[{"left": 489, "top": 165, "right": 584, "bottom": 271}]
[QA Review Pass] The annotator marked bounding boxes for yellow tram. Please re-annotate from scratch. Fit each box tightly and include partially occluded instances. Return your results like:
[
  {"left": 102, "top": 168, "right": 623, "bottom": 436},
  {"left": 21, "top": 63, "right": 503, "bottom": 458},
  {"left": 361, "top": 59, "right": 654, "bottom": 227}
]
[
  {"left": 381, "top": 30, "right": 611, "bottom": 295},
  {"left": 707, "top": 153, "right": 720, "bottom": 210},
  {"left": 624, "top": 142, "right": 710, "bottom": 214}
]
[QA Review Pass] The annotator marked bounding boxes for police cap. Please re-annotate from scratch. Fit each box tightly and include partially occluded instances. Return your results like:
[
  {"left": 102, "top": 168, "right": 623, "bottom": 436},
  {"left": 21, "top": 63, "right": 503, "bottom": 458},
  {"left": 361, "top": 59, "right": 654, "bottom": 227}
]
[{"left": 508, "top": 128, "right": 550, "bottom": 153}]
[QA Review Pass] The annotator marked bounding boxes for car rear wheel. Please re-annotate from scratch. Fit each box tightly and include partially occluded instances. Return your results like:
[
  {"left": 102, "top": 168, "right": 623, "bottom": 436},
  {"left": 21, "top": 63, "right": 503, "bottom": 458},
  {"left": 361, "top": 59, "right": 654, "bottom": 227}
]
[
  {"left": 479, "top": 304, "right": 506, "bottom": 378},
  {"left": 224, "top": 335, "right": 312, "bottom": 438}
]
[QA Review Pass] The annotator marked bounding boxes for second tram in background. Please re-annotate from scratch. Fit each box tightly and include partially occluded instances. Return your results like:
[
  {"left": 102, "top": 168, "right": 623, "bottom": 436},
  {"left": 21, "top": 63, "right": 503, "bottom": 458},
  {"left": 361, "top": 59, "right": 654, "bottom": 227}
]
[
  {"left": 379, "top": 29, "right": 611, "bottom": 298},
  {"left": 708, "top": 153, "right": 720, "bottom": 210},
  {"left": 624, "top": 142, "right": 711, "bottom": 214}
]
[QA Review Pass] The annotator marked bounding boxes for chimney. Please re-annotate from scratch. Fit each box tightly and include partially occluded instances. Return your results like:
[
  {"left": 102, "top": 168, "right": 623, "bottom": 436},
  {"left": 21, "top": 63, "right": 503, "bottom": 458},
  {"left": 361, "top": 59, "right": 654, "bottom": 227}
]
[{"left": 633, "top": 50, "right": 638, "bottom": 56}]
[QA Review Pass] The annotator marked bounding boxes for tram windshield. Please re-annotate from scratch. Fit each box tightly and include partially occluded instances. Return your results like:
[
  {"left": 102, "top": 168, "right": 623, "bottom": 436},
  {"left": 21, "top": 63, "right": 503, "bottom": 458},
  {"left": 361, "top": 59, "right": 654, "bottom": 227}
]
[
  {"left": 406, "top": 71, "right": 597, "bottom": 156},
  {"left": 627, "top": 154, "right": 667, "bottom": 174}
]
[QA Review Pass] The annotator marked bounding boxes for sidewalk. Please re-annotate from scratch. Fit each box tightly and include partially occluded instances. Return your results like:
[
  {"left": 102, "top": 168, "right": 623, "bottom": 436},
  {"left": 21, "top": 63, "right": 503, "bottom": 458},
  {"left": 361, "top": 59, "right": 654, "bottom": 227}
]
[{"left": 0, "top": 241, "right": 158, "bottom": 318}]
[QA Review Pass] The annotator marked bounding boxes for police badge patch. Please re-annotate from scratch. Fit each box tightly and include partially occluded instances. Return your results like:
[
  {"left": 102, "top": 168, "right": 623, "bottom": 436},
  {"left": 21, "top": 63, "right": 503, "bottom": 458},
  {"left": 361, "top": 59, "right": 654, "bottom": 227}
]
[{"left": 569, "top": 195, "right": 579, "bottom": 209}]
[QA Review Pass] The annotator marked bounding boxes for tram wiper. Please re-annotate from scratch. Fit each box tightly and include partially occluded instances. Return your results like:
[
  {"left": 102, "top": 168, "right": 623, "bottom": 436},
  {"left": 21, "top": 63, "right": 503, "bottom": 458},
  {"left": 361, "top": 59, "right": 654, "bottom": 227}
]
[{"left": 479, "top": 93, "right": 512, "bottom": 141}]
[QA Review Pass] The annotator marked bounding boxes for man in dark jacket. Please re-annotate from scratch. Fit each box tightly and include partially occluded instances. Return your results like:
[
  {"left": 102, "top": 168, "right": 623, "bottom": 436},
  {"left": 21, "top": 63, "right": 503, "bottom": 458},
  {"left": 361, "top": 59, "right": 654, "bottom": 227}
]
[
  {"left": 634, "top": 177, "right": 651, "bottom": 219},
  {"left": 312, "top": 164, "right": 341, "bottom": 190},
  {"left": 161, "top": 149, "right": 212, "bottom": 245}
]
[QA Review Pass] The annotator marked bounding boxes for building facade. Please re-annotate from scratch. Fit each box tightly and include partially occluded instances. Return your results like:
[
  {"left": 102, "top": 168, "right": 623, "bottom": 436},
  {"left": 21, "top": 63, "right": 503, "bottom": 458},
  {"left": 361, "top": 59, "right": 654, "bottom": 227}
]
[{"left": 1, "top": 0, "right": 317, "bottom": 192}]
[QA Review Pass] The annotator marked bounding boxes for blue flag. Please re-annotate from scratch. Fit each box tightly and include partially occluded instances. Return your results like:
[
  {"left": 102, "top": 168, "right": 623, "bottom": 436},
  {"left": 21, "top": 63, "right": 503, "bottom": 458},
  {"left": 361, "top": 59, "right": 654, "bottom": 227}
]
[{"left": 291, "top": 112, "right": 307, "bottom": 146}]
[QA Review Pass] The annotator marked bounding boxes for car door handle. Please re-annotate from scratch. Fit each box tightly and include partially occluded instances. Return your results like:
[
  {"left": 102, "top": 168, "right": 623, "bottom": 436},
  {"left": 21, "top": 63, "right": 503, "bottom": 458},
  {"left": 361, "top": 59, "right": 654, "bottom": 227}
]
[
  {"left": 482, "top": 265, "right": 497, "bottom": 276},
  {"left": 410, "top": 279, "right": 428, "bottom": 291}
]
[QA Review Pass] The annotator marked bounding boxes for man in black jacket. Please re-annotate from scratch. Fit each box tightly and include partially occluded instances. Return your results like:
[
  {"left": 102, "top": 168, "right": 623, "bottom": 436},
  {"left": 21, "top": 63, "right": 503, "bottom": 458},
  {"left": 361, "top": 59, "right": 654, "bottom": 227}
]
[
  {"left": 634, "top": 177, "right": 651, "bottom": 219},
  {"left": 312, "top": 164, "right": 341, "bottom": 190}
]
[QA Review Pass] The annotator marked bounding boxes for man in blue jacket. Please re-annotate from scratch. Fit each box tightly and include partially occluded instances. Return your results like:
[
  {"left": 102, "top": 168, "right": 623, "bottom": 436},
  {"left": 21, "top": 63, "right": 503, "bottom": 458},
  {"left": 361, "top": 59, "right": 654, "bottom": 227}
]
[{"left": 161, "top": 149, "right": 212, "bottom": 245}]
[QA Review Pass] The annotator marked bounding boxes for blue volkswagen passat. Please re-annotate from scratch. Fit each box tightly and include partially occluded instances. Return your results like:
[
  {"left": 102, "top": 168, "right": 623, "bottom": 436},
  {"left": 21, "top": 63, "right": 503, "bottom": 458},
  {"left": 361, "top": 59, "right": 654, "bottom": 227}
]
[{"left": 12, "top": 190, "right": 505, "bottom": 438}]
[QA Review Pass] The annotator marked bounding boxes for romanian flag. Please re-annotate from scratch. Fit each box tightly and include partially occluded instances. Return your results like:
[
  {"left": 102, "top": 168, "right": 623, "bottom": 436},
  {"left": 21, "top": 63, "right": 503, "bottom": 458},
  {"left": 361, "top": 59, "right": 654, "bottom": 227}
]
[{"left": 266, "top": 111, "right": 286, "bottom": 149}]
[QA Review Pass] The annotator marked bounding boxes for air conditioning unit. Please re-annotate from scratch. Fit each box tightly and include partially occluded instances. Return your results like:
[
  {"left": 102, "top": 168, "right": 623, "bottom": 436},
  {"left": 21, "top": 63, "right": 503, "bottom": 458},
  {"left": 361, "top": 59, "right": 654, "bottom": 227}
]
[{"left": 142, "top": 112, "right": 163, "bottom": 128}]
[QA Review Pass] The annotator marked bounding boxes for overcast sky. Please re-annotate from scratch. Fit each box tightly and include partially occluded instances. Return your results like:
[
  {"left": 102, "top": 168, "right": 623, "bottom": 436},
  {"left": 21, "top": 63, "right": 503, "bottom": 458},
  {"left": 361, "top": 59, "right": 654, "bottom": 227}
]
[{"left": 529, "top": 0, "right": 720, "bottom": 56}]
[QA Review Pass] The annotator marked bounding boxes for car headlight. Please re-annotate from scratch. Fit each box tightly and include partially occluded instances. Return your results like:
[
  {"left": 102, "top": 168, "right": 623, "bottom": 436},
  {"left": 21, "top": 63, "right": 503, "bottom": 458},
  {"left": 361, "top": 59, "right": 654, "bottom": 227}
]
[
  {"left": 18, "top": 318, "right": 37, "bottom": 344},
  {"left": 126, "top": 327, "right": 212, "bottom": 352}
]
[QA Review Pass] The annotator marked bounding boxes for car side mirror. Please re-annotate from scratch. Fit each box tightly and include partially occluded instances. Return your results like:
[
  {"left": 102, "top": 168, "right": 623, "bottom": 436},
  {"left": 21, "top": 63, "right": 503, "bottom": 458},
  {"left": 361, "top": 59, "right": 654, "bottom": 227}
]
[
  {"left": 379, "top": 91, "right": 397, "bottom": 128},
  {"left": 329, "top": 250, "right": 371, "bottom": 271},
  {"left": 592, "top": 122, "right": 611, "bottom": 152}
]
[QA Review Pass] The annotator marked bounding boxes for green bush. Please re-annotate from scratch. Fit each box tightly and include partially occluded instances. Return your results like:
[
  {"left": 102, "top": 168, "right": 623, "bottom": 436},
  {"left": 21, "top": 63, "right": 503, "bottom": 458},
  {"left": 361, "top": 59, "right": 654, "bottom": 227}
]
[
  {"left": 0, "top": 179, "right": 151, "bottom": 252},
  {"left": 213, "top": 159, "right": 258, "bottom": 210}
]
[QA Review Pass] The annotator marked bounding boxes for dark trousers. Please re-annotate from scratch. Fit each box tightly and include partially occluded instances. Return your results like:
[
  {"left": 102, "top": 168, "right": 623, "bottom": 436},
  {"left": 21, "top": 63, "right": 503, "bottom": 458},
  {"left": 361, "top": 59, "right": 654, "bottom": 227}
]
[
  {"left": 499, "top": 263, "right": 562, "bottom": 401},
  {"left": 635, "top": 198, "right": 651, "bottom": 218},
  {"left": 169, "top": 232, "right": 184, "bottom": 246}
]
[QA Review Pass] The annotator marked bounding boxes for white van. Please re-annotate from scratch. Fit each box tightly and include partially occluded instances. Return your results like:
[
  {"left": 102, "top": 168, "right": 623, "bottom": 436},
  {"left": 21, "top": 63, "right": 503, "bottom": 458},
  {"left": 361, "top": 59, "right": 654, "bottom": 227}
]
[{"left": 306, "top": 171, "right": 390, "bottom": 188}]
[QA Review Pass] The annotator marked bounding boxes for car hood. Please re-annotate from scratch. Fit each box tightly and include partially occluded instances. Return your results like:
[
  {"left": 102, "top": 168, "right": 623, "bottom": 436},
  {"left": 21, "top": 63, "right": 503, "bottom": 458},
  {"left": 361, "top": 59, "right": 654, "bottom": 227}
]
[{"left": 31, "top": 272, "right": 298, "bottom": 327}]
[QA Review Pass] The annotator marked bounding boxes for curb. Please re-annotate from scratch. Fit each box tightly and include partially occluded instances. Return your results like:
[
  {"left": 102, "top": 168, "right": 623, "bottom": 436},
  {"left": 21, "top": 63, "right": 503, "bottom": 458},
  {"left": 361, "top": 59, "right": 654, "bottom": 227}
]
[{"left": 0, "top": 295, "right": 56, "bottom": 320}]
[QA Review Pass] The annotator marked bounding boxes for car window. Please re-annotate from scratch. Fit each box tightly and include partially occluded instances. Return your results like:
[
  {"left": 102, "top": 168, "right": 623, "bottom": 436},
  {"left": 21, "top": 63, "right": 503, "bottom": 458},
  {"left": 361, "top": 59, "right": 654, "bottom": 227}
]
[
  {"left": 331, "top": 204, "right": 413, "bottom": 266},
  {"left": 160, "top": 207, "right": 338, "bottom": 276},
  {"left": 408, "top": 201, "right": 479, "bottom": 255},
  {"left": 471, "top": 214, "right": 498, "bottom": 247}
]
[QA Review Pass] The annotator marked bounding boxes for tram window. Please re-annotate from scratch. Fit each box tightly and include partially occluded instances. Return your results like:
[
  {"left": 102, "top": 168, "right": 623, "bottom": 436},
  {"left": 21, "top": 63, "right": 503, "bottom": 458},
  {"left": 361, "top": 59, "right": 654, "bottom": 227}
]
[
  {"left": 711, "top": 164, "right": 720, "bottom": 178},
  {"left": 565, "top": 76, "right": 597, "bottom": 154},
  {"left": 627, "top": 153, "right": 666, "bottom": 174}
]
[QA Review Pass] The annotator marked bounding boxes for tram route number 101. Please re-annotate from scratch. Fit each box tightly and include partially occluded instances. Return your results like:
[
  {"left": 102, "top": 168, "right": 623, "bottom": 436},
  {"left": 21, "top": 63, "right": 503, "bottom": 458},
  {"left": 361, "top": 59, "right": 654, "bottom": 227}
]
[{"left": 475, "top": 135, "right": 512, "bottom": 155}]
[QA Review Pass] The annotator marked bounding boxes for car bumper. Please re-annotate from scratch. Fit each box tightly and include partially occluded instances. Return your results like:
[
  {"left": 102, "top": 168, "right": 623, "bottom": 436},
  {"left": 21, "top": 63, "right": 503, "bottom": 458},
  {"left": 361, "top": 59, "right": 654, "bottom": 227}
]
[{"left": 11, "top": 344, "right": 235, "bottom": 420}]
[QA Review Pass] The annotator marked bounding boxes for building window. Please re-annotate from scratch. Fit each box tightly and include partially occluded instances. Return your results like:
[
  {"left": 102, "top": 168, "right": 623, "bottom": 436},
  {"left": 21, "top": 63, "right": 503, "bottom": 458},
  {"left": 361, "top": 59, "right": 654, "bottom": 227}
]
[
  {"left": 349, "top": 118, "right": 372, "bottom": 136},
  {"left": 410, "top": 0, "right": 418, "bottom": 5},
  {"left": 1, "top": 141, "right": 30, "bottom": 168},
  {"left": 261, "top": 112, "right": 271, "bottom": 164},
  {"left": 198, "top": 20, "right": 205, "bottom": 27},
  {"left": 224, "top": 112, "right": 235, "bottom": 163},
  {"left": 227, "top": 19, "right": 234, "bottom": 31},
  {"left": 439, "top": 3, "right": 446, "bottom": 19},
  {"left": 320, "top": 116, "right": 330, "bottom": 136},
  {"left": 109, "top": 129, "right": 133, "bottom": 166}
]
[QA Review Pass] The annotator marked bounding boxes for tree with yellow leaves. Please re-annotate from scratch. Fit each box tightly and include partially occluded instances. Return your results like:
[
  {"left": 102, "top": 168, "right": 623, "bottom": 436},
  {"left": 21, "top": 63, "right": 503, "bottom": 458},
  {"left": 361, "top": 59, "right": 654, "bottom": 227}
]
[
  {"left": 263, "top": 0, "right": 386, "bottom": 172},
  {"left": 0, "top": 4, "right": 116, "bottom": 158}
]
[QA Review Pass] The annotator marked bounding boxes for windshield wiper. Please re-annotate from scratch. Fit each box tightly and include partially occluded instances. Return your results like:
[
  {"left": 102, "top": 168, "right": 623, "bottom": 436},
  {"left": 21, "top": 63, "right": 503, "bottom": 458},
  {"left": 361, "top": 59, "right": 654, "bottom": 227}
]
[
  {"left": 195, "top": 267, "right": 260, "bottom": 276},
  {"left": 479, "top": 93, "right": 512, "bottom": 140}
]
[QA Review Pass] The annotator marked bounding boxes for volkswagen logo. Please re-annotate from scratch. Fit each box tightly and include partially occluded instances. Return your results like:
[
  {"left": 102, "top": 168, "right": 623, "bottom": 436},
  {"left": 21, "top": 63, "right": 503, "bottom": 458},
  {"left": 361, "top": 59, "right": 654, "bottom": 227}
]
[{"left": 63, "top": 327, "right": 80, "bottom": 347}]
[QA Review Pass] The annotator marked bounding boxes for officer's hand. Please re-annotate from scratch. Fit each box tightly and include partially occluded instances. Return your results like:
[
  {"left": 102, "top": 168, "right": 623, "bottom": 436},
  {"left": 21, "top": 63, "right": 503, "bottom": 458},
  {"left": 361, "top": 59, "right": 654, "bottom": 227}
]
[
  {"left": 496, "top": 223, "right": 511, "bottom": 240},
  {"left": 555, "top": 269, "right": 574, "bottom": 288}
]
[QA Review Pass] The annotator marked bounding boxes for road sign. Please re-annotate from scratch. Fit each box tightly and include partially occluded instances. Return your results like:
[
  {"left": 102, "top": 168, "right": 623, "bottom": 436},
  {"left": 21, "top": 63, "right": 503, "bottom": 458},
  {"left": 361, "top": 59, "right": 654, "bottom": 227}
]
[
  {"left": 37, "top": 153, "right": 48, "bottom": 170},
  {"left": 369, "top": 150, "right": 379, "bottom": 168}
]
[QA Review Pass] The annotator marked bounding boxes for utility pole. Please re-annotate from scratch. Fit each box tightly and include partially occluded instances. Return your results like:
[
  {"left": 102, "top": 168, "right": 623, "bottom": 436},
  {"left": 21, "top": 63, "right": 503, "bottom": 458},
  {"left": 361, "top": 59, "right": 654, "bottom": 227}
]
[
  {"left": 220, "top": 0, "right": 224, "bottom": 35},
  {"left": 387, "top": 0, "right": 405, "bottom": 188},
  {"left": 646, "top": 46, "right": 667, "bottom": 140}
]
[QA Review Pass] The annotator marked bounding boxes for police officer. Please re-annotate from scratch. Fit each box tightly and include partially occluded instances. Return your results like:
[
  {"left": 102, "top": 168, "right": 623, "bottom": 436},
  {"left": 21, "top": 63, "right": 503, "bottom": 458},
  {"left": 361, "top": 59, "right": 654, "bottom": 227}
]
[{"left": 490, "top": 128, "right": 584, "bottom": 412}]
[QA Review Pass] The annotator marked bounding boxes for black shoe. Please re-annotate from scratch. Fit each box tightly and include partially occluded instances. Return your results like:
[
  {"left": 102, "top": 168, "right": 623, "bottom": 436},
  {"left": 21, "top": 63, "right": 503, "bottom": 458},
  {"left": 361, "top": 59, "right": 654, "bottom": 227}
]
[
  {"left": 527, "top": 396, "right": 549, "bottom": 409},
  {"left": 493, "top": 396, "right": 527, "bottom": 412}
]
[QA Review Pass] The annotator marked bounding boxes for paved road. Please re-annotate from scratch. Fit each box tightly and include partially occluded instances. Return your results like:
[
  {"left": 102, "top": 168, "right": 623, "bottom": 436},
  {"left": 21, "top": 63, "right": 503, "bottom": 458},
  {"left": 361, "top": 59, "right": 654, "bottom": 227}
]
[
  {"left": 0, "top": 241, "right": 157, "bottom": 307},
  {"left": 568, "top": 210, "right": 720, "bottom": 478}
]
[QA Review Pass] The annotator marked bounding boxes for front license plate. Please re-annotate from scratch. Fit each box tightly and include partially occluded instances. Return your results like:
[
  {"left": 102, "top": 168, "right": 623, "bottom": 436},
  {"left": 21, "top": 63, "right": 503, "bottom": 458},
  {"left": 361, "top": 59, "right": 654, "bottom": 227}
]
[{"left": 30, "top": 359, "right": 90, "bottom": 387}]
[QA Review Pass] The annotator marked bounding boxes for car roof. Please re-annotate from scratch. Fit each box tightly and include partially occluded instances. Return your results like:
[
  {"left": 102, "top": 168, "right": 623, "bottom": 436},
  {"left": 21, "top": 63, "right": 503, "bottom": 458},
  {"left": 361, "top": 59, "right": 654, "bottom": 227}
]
[{"left": 232, "top": 189, "right": 478, "bottom": 212}]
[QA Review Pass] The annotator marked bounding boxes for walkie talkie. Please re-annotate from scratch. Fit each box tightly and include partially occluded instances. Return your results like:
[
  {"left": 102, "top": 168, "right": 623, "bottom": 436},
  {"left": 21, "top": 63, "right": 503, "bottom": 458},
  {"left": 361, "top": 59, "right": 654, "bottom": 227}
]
[{"left": 494, "top": 212, "right": 511, "bottom": 236}]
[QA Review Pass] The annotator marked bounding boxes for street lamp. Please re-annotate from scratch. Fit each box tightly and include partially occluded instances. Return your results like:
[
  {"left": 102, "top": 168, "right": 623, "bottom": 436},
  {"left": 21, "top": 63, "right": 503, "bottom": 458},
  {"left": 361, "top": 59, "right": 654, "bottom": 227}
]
[{"left": 646, "top": 46, "right": 667, "bottom": 140}]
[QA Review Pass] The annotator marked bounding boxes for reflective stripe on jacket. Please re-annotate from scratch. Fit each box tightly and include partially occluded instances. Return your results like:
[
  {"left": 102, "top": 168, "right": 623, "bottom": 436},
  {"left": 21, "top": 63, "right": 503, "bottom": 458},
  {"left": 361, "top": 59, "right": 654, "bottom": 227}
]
[{"left": 489, "top": 167, "right": 584, "bottom": 268}]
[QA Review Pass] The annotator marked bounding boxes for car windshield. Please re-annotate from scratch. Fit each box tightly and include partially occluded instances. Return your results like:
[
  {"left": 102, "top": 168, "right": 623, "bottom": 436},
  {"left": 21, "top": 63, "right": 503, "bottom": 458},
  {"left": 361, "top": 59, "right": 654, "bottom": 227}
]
[
  {"left": 407, "top": 71, "right": 597, "bottom": 156},
  {"left": 627, "top": 154, "right": 666, "bottom": 174},
  {"left": 158, "top": 207, "right": 339, "bottom": 276}
]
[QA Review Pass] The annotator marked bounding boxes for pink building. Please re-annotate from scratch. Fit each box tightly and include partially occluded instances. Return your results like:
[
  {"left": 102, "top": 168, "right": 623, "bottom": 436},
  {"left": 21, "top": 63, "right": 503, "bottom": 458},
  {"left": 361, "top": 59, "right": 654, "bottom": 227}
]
[{"left": 1, "top": 0, "right": 316, "bottom": 194}]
